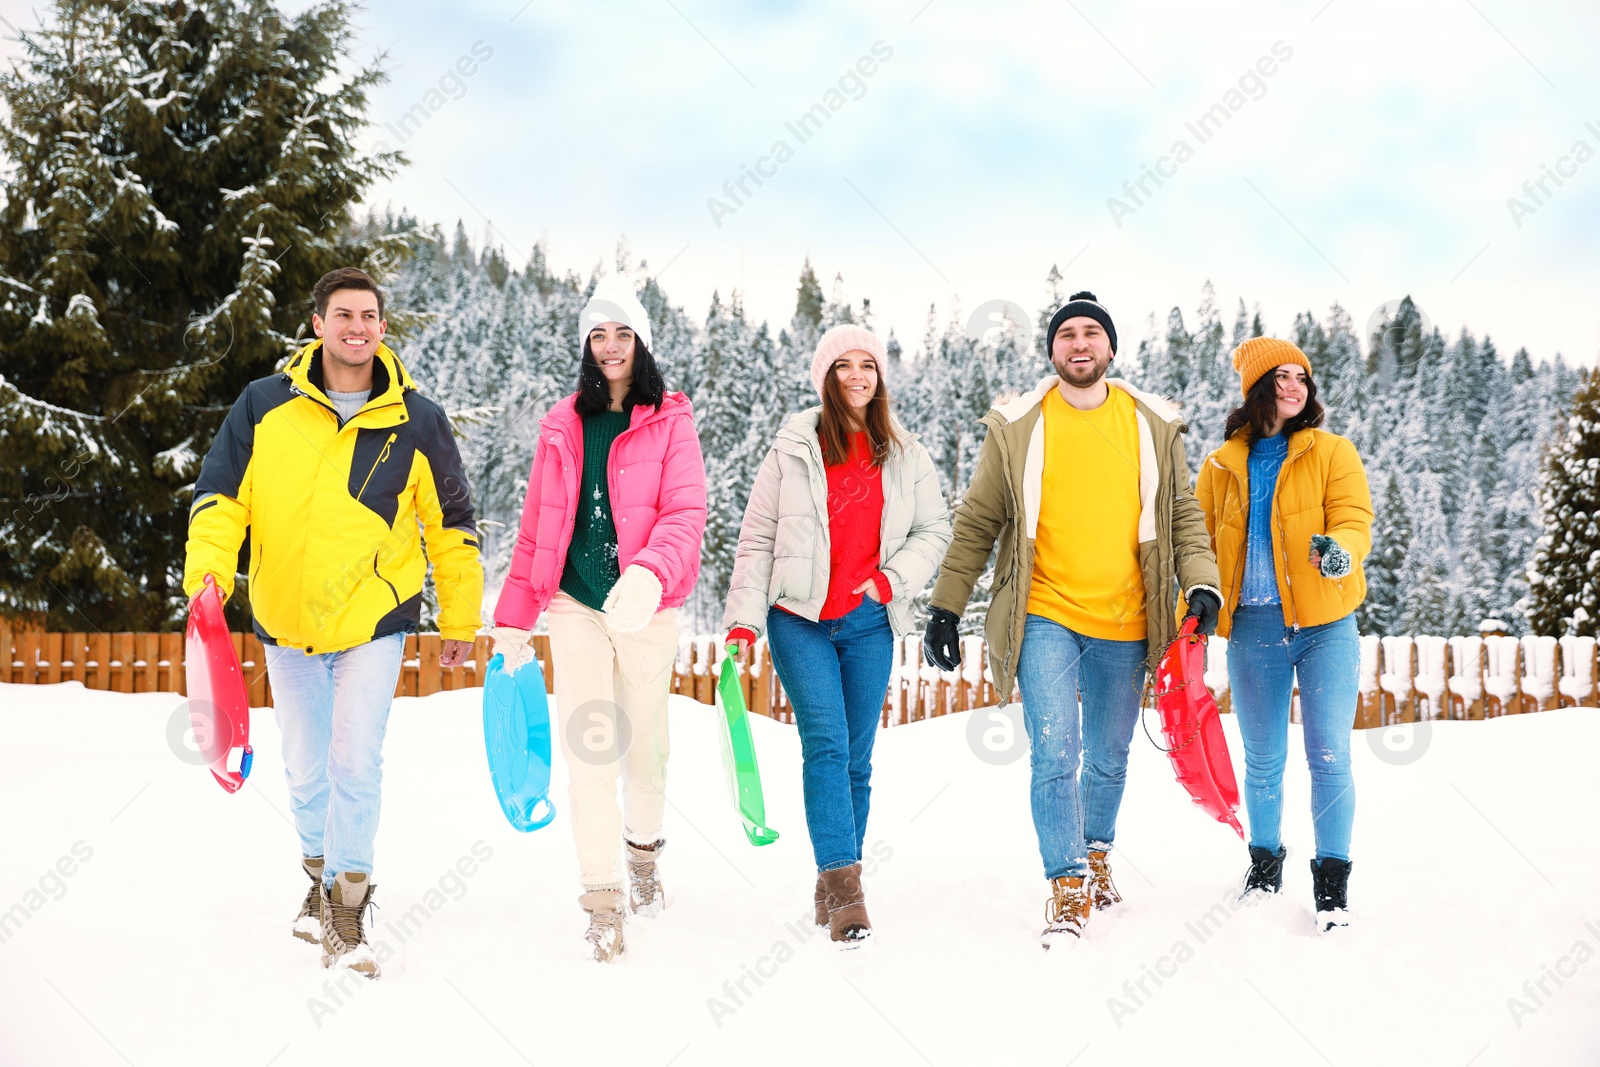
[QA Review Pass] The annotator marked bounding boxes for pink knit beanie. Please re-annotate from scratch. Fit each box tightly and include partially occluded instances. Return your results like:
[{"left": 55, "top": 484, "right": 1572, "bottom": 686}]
[{"left": 810, "top": 324, "right": 887, "bottom": 397}]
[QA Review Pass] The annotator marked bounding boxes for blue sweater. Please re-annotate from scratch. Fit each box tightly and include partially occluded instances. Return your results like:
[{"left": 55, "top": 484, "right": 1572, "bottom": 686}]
[{"left": 1240, "top": 433, "right": 1289, "bottom": 606}]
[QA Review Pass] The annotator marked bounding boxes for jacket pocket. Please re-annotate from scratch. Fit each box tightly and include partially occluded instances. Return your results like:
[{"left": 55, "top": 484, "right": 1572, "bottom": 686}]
[
  {"left": 374, "top": 551, "right": 400, "bottom": 607},
  {"left": 357, "top": 432, "right": 399, "bottom": 503}
]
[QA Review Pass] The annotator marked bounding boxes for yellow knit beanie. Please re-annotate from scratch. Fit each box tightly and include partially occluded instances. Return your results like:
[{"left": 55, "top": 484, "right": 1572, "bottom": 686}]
[{"left": 1231, "top": 336, "right": 1313, "bottom": 397}]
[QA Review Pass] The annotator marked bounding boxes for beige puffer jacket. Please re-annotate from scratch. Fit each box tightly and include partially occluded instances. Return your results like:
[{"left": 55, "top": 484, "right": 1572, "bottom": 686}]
[{"left": 722, "top": 409, "right": 953, "bottom": 639}]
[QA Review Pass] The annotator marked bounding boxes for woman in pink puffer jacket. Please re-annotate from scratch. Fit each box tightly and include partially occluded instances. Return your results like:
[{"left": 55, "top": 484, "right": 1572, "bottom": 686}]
[{"left": 491, "top": 279, "right": 706, "bottom": 962}]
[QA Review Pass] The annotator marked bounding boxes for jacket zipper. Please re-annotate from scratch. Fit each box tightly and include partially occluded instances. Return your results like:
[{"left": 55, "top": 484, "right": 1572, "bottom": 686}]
[
  {"left": 776, "top": 434, "right": 833, "bottom": 556},
  {"left": 1227, "top": 449, "right": 1299, "bottom": 629},
  {"left": 290, "top": 381, "right": 407, "bottom": 422},
  {"left": 356, "top": 432, "right": 399, "bottom": 502},
  {"left": 1226, "top": 464, "right": 1249, "bottom": 616},
  {"left": 1273, "top": 439, "right": 1310, "bottom": 632},
  {"left": 540, "top": 429, "right": 578, "bottom": 601}
]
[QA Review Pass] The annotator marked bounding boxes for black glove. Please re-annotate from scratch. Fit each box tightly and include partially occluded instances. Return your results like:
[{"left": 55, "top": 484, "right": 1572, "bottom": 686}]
[
  {"left": 1184, "top": 588, "right": 1222, "bottom": 637},
  {"left": 923, "top": 607, "right": 962, "bottom": 670}
]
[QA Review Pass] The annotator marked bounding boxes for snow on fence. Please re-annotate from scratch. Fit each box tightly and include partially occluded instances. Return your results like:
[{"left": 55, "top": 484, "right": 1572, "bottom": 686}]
[{"left": 0, "top": 622, "right": 1593, "bottom": 727}]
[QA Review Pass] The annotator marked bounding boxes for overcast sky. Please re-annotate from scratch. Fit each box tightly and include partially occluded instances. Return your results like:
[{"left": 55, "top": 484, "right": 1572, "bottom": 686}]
[{"left": 4, "top": 0, "right": 1598, "bottom": 365}]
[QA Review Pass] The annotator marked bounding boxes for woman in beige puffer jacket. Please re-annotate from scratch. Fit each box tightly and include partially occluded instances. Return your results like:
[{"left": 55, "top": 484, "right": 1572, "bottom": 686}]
[{"left": 723, "top": 325, "right": 951, "bottom": 949}]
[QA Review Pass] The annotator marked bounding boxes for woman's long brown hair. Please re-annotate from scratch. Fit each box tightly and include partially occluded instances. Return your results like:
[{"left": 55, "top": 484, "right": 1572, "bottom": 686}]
[
  {"left": 819, "top": 357, "right": 899, "bottom": 467},
  {"left": 1222, "top": 366, "right": 1325, "bottom": 443}
]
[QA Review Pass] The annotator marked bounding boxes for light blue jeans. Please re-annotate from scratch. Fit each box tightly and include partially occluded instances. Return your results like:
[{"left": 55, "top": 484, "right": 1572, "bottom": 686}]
[
  {"left": 1227, "top": 607, "right": 1359, "bottom": 862},
  {"left": 1014, "top": 614, "right": 1148, "bottom": 880},
  {"left": 264, "top": 632, "right": 406, "bottom": 887}
]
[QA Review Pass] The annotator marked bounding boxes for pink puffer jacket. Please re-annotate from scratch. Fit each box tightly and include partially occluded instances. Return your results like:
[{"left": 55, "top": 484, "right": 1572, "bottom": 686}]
[{"left": 494, "top": 392, "right": 707, "bottom": 629}]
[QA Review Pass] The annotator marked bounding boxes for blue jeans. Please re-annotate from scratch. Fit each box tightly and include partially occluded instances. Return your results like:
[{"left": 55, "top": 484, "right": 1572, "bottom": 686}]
[
  {"left": 1227, "top": 607, "right": 1359, "bottom": 862},
  {"left": 264, "top": 632, "right": 405, "bottom": 887},
  {"left": 766, "top": 600, "right": 894, "bottom": 872},
  {"left": 1014, "top": 615, "right": 1148, "bottom": 880}
]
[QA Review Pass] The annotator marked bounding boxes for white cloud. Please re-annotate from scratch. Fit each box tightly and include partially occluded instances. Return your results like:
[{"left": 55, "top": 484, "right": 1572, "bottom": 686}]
[{"left": 4, "top": 0, "right": 1597, "bottom": 362}]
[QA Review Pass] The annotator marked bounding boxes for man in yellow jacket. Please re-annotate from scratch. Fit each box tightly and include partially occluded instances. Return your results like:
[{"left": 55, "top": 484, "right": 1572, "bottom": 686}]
[{"left": 183, "top": 268, "right": 483, "bottom": 979}]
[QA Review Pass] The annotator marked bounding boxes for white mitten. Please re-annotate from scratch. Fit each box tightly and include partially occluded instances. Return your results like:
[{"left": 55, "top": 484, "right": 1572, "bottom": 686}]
[
  {"left": 603, "top": 565, "right": 663, "bottom": 634},
  {"left": 491, "top": 626, "right": 537, "bottom": 675}
]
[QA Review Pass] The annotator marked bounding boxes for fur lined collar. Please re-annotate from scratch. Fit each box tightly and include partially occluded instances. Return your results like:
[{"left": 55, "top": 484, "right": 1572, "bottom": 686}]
[{"left": 989, "top": 374, "right": 1184, "bottom": 426}]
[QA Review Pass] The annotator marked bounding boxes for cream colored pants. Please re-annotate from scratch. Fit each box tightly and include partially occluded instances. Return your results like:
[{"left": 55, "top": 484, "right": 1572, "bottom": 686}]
[{"left": 545, "top": 591, "right": 677, "bottom": 889}]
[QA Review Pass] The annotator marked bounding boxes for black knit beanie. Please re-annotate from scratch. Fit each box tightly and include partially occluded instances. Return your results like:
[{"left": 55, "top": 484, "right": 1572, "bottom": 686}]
[{"left": 1046, "top": 291, "right": 1117, "bottom": 355}]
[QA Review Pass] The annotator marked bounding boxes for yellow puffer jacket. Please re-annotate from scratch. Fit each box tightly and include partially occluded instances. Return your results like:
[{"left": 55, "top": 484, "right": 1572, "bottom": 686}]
[
  {"left": 1195, "top": 428, "right": 1373, "bottom": 638},
  {"left": 182, "top": 340, "right": 484, "bottom": 653}
]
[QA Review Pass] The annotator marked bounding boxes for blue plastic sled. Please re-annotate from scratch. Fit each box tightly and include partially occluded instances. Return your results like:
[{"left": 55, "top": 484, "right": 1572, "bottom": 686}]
[{"left": 481, "top": 653, "right": 557, "bottom": 832}]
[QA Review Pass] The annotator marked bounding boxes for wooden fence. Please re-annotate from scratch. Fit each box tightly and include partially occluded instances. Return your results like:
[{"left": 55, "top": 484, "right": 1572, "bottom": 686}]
[{"left": 1, "top": 623, "right": 1594, "bottom": 729}]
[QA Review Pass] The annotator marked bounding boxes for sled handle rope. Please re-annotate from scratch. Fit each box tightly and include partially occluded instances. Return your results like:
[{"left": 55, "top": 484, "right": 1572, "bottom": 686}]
[{"left": 1138, "top": 621, "right": 1207, "bottom": 756}]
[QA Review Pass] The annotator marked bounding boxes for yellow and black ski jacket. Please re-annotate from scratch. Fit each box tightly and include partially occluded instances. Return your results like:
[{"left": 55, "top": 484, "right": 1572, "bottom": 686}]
[{"left": 182, "top": 340, "right": 484, "bottom": 653}]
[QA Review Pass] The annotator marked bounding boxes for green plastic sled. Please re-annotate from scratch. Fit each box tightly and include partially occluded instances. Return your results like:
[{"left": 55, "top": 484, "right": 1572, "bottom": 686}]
[{"left": 716, "top": 643, "right": 780, "bottom": 846}]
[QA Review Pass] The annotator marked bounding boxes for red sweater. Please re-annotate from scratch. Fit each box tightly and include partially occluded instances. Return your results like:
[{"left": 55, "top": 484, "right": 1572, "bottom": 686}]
[
  {"left": 818, "top": 432, "right": 892, "bottom": 619},
  {"left": 728, "top": 432, "right": 890, "bottom": 645}
]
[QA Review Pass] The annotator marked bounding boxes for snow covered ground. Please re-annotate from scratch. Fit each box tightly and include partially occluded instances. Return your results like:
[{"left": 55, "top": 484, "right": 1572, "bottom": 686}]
[{"left": 1, "top": 682, "right": 1597, "bottom": 1066}]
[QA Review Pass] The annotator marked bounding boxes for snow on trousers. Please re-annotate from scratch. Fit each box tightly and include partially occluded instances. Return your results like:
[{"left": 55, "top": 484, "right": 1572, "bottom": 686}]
[
  {"left": 264, "top": 632, "right": 405, "bottom": 887},
  {"left": 546, "top": 591, "right": 678, "bottom": 888}
]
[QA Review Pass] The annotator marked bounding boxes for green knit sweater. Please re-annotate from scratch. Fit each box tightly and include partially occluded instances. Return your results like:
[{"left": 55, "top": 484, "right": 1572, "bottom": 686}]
[{"left": 559, "top": 410, "right": 631, "bottom": 610}]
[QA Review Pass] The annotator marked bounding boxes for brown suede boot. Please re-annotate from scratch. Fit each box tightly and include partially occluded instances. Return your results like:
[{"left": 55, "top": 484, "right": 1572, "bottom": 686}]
[
  {"left": 1041, "top": 875, "right": 1091, "bottom": 948},
  {"left": 321, "top": 871, "right": 379, "bottom": 978},
  {"left": 813, "top": 875, "right": 828, "bottom": 928},
  {"left": 293, "top": 856, "right": 324, "bottom": 944},
  {"left": 625, "top": 839, "right": 666, "bottom": 919},
  {"left": 1088, "top": 850, "right": 1122, "bottom": 911},
  {"left": 819, "top": 864, "right": 872, "bottom": 949},
  {"left": 579, "top": 886, "right": 625, "bottom": 963}
]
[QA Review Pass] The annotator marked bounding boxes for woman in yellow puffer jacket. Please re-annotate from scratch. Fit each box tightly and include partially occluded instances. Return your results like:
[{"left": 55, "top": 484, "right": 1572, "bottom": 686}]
[{"left": 1195, "top": 336, "right": 1373, "bottom": 935}]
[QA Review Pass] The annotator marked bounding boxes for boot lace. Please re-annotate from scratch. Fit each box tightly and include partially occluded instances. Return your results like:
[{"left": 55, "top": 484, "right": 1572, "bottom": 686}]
[
  {"left": 628, "top": 853, "right": 662, "bottom": 911},
  {"left": 326, "top": 889, "right": 377, "bottom": 951},
  {"left": 1088, "top": 853, "right": 1120, "bottom": 904},
  {"left": 1047, "top": 879, "right": 1090, "bottom": 926},
  {"left": 586, "top": 908, "right": 623, "bottom": 951}
]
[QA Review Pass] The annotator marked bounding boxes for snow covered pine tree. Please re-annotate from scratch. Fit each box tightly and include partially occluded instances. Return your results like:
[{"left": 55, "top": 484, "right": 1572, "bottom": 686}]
[
  {"left": 1526, "top": 368, "right": 1600, "bottom": 637},
  {"left": 0, "top": 0, "right": 410, "bottom": 630}
]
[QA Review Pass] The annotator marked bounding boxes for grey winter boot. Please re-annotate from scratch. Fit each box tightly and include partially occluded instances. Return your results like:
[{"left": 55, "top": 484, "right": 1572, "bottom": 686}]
[
  {"left": 580, "top": 886, "right": 626, "bottom": 963},
  {"left": 293, "top": 856, "right": 324, "bottom": 944},
  {"left": 625, "top": 839, "right": 666, "bottom": 918},
  {"left": 321, "top": 871, "right": 380, "bottom": 978}
]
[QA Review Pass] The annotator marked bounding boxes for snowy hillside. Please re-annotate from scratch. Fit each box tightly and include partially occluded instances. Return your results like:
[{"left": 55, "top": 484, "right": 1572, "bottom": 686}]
[{"left": 1, "top": 683, "right": 1597, "bottom": 1065}]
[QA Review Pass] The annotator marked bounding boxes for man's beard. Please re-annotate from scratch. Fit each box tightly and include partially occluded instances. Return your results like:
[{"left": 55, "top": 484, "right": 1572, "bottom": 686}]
[{"left": 1056, "top": 357, "right": 1109, "bottom": 388}]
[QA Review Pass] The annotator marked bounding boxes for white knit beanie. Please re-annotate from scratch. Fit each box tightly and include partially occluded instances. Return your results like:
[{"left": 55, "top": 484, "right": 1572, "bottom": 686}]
[
  {"left": 810, "top": 324, "right": 886, "bottom": 397},
  {"left": 579, "top": 277, "right": 653, "bottom": 351}
]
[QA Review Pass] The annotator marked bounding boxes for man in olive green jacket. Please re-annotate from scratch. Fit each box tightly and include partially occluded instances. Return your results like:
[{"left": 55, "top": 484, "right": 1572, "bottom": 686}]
[{"left": 923, "top": 291, "right": 1221, "bottom": 946}]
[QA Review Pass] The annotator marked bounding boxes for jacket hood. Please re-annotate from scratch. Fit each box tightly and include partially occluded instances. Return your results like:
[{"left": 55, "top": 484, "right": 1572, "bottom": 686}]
[
  {"left": 1210, "top": 426, "right": 1318, "bottom": 476},
  {"left": 284, "top": 339, "right": 415, "bottom": 409},
  {"left": 989, "top": 374, "right": 1186, "bottom": 429},
  {"left": 776, "top": 406, "right": 918, "bottom": 451},
  {"left": 541, "top": 389, "right": 694, "bottom": 435}
]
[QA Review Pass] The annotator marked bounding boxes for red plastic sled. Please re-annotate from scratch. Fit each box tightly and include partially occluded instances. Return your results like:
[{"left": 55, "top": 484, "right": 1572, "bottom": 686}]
[
  {"left": 1153, "top": 616, "right": 1243, "bottom": 838},
  {"left": 184, "top": 574, "right": 253, "bottom": 793}
]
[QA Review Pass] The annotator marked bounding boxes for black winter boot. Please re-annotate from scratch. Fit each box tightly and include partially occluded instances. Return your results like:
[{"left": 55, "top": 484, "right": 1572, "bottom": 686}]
[
  {"left": 1242, "top": 845, "right": 1286, "bottom": 899},
  {"left": 1310, "top": 857, "right": 1351, "bottom": 932}
]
